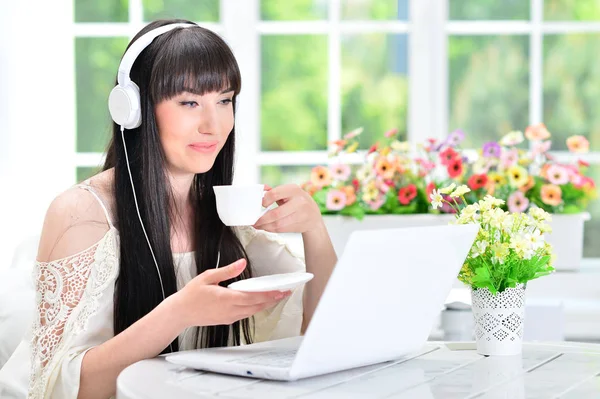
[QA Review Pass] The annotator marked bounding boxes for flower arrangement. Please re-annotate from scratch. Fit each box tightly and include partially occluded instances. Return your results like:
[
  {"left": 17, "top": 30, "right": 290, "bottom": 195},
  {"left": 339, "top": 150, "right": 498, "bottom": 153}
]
[
  {"left": 302, "top": 124, "right": 597, "bottom": 219},
  {"left": 303, "top": 128, "right": 431, "bottom": 220},
  {"left": 437, "top": 124, "right": 597, "bottom": 214},
  {"left": 430, "top": 184, "right": 555, "bottom": 294}
]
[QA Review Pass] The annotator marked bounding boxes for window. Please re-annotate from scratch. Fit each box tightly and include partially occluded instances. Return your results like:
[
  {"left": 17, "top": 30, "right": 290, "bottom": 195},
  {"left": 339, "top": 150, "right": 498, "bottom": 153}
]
[
  {"left": 444, "top": 0, "right": 600, "bottom": 257},
  {"left": 72, "top": 0, "right": 599, "bottom": 259}
]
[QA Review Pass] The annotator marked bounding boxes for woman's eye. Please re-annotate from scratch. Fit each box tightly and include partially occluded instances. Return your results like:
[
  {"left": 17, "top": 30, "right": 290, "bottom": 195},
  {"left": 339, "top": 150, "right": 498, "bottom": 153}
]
[
  {"left": 220, "top": 98, "right": 233, "bottom": 105},
  {"left": 179, "top": 101, "right": 198, "bottom": 108}
]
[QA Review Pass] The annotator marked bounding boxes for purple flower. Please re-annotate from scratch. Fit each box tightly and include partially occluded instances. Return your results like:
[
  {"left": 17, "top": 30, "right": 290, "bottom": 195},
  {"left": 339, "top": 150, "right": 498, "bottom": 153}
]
[
  {"left": 482, "top": 141, "right": 501, "bottom": 158},
  {"left": 447, "top": 129, "right": 465, "bottom": 147}
]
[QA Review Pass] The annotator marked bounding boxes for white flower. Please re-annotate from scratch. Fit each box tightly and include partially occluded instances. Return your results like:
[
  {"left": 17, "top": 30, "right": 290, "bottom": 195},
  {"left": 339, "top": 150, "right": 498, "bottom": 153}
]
[
  {"left": 430, "top": 189, "right": 444, "bottom": 209},
  {"left": 529, "top": 206, "right": 552, "bottom": 222},
  {"left": 488, "top": 208, "right": 507, "bottom": 229},
  {"left": 501, "top": 213, "right": 514, "bottom": 232},
  {"left": 450, "top": 185, "right": 471, "bottom": 198},
  {"left": 499, "top": 130, "right": 524, "bottom": 146},
  {"left": 510, "top": 235, "right": 535, "bottom": 259},
  {"left": 490, "top": 243, "right": 510, "bottom": 264},
  {"left": 458, "top": 204, "right": 480, "bottom": 223},
  {"left": 523, "top": 230, "right": 545, "bottom": 251},
  {"left": 439, "top": 183, "right": 456, "bottom": 195},
  {"left": 484, "top": 195, "right": 505, "bottom": 207},
  {"left": 391, "top": 140, "right": 410, "bottom": 152},
  {"left": 535, "top": 220, "right": 552, "bottom": 234},
  {"left": 356, "top": 165, "right": 372, "bottom": 181},
  {"left": 471, "top": 240, "right": 488, "bottom": 258}
]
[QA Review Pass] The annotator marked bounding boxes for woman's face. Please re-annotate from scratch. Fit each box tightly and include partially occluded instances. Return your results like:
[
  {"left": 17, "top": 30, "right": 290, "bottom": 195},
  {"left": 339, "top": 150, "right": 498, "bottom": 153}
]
[{"left": 155, "top": 89, "right": 235, "bottom": 176}]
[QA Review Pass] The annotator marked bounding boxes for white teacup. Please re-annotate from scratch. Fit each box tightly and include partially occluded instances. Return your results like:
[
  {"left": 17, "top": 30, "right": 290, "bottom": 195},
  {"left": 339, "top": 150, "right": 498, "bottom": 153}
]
[{"left": 213, "top": 184, "right": 271, "bottom": 226}]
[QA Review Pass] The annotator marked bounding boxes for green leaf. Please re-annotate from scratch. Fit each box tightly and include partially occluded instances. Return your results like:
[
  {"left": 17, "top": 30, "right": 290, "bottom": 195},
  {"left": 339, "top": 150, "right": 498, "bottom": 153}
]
[{"left": 313, "top": 189, "right": 327, "bottom": 207}]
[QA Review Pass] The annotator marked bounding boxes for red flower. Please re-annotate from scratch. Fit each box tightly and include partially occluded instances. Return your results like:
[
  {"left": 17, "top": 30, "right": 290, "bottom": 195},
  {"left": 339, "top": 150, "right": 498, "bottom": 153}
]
[
  {"left": 439, "top": 147, "right": 459, "bottom": 166},
  {"left": 468, "top": 174, "right": 488, "bottom": 190},
  {"left": 578, "top": 159, "right": 590, "bottom": 168},
  {"left": 384, "top": 179, "right": 395, "bottom": 187},
  {"left": 368, "top": 143, "right": 379, "bottom": 154},
  {"left": 398, "top": 184, "right": 417, "bottom": 205},
  {"left": 447, "top": 159, "right": 463, "bottom": 178},
  {"left": 426, "top": 182, "right": 436, "bottom": 197},
  {"left": 352, "top": 178, "right": 360, "bottom": 191}
]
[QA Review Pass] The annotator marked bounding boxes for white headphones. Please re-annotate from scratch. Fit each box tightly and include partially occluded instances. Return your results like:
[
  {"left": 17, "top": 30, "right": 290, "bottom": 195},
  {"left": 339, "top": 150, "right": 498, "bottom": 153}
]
[{"left": 108, "top": 23, "right": 195, "bottom": 129}]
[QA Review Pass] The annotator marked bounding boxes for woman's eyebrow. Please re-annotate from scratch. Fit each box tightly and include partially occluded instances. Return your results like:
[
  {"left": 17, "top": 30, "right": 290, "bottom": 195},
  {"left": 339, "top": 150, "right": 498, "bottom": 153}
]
[{"left": 220, "top": 87, "right": 234, "bottom": 94}]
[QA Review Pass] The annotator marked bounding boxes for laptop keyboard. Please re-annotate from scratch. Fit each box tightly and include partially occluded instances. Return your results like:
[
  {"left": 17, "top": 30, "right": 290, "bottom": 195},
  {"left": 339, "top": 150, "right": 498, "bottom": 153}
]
[{"left": 228, "top": 349, "right": 298, "bottom": 368}]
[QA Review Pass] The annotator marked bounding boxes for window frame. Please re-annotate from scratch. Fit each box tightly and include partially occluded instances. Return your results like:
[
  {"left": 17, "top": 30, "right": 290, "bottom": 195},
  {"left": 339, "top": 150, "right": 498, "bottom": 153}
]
[{"left": 72, "top": 0, "right": 600, "bottom": 261}]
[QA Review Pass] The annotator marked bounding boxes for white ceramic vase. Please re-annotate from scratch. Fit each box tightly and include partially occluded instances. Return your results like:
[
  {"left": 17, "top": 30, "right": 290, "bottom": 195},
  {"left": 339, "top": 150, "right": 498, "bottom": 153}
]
[
  {"left": 471, "top": 284, "right": 526, "bottom": 356},
  {"left": 544, "top": 212, "right": 590, "bottom": 271}
]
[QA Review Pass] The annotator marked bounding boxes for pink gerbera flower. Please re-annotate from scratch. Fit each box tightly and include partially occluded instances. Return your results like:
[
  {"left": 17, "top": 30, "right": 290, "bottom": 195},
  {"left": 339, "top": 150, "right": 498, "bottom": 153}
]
[
  {"left": 546, "top": 164, "right": 570, "bottom": 185},
  {"left": 508, "top": 191, "right": 529, "bottom": 213},
  {"left": 326, "top": 190, "right": 347, "bottom": 211},
  {"left": 329, "top": 163, "right": 351, "bottom": 181}
]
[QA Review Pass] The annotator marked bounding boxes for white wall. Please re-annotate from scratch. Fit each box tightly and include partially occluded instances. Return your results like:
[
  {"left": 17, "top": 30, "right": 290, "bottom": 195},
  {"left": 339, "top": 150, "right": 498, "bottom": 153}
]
[{"left": 0, "top": 2, "right": 75, "bottom": 270}]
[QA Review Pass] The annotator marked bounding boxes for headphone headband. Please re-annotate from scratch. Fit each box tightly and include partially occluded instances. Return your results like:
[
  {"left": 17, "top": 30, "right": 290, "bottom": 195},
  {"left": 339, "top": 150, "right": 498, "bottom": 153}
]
[{"left": 117, "top": 23, "right": 195, "bottom": 87}]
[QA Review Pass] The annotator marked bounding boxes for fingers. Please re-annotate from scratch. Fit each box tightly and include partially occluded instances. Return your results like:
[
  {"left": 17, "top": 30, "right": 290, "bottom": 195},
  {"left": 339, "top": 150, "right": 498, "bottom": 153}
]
[
  {"left": 255, "top": 212, "right": 300, "bottom": 233},
  {"left": 234, "top": 292, "right": 292, "bottom": 319},
  {"left": 230, "top": 289, "right": 292, "bottom": 306},
  {"left": 201, "top": 259, "right": 246, "bottom": 284},
  {"left": 254, "top": 199, "right": 297, "bottom": 228},
  {"left": 262, "top": 184, "right": 298, "bottom": 207}
]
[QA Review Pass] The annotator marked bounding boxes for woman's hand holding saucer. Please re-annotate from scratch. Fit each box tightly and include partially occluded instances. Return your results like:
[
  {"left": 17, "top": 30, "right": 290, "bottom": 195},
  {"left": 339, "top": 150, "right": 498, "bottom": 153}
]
[{"left": 174, "top": 259, "right": 291, "bottom": 329}]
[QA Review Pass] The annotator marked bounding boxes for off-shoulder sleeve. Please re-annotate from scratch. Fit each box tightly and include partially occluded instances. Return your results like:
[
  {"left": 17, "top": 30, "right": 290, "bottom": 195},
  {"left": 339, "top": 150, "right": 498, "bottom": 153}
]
[
  {"left": 236, "top": 227, "right": 306, "bottom": 343},
  {"left": 28, "top": 230, "right": 119, "bottom": 399}
]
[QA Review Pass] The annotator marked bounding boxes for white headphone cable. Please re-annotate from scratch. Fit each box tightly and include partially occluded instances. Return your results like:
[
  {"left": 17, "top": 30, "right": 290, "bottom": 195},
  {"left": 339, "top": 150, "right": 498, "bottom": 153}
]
[{"left": 120, "top": 126, "right": 173, "bottom": 353}]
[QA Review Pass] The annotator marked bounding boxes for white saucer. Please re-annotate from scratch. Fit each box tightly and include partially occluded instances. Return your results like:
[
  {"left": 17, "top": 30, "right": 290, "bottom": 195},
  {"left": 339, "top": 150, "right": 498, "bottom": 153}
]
[{"left": 227, "top": 272, "right": 314, "bottom": 292}]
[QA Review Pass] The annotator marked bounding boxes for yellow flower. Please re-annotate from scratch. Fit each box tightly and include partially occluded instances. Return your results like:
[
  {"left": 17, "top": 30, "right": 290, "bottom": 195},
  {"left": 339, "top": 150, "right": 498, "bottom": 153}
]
[
  {"left": 362, "top": 182, "right": 379, "bottom": 202},
  {"left": 490, "top": 243, "right": 510, "bottom": 264},
  {"left": 507, "top": 165, "right": 529, "bottom": 188},
  {"left": 346, "top": 142, "right": 359, "bottom": 153},
  {"left": 488, "top": 172, "right": 507, "bottom": 186},
  {"left": 518, "top": 157, "right": 533, "bottom": 167}
]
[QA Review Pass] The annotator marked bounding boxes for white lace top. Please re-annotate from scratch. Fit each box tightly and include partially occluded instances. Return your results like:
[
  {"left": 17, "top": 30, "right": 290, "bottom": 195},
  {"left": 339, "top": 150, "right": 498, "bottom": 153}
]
[{"left": 0, "top": 184, "right": 305, "bottom": 399}]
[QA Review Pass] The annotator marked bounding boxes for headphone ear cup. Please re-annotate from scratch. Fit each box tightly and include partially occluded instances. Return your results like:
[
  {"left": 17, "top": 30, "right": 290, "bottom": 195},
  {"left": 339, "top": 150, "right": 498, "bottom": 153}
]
[{"left": 108, "top": 81, "right": 142, "bottom": 129}]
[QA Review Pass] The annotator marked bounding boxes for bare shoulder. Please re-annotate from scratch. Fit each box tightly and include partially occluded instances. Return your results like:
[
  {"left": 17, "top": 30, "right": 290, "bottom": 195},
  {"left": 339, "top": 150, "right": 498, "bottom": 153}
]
[{"left": 37, "top": 174, "right": 115, "bottom": 262}]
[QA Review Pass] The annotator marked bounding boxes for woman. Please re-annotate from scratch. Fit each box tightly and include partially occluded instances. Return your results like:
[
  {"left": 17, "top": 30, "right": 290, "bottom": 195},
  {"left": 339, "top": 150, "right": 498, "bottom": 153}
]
[{"left": 0, "top": 19, "right": 336, "bottom": 399}]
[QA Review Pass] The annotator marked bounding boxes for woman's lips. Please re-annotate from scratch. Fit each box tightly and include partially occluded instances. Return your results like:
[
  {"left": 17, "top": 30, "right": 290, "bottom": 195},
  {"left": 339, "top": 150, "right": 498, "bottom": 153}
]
[{"left": 189, "top": 142, "right": 218, "bottom": 153}]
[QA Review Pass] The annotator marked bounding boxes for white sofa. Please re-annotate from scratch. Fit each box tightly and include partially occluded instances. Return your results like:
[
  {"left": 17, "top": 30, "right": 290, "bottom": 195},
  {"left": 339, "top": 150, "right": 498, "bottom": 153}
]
[{"left": 0, "top": 236, "right": 39, "bottom": 369}]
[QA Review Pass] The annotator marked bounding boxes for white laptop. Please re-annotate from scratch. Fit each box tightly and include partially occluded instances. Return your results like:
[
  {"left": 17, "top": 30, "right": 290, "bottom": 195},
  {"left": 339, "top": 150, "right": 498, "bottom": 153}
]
[{"left": 165, "top": 223, "right": 479, "bottom": 381}]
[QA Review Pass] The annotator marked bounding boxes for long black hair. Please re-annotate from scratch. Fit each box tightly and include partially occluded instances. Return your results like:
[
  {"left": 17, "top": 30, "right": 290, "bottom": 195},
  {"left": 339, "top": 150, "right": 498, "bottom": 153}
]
[{"left": 103, "top": 19, "right": 253, "bottom": 354}]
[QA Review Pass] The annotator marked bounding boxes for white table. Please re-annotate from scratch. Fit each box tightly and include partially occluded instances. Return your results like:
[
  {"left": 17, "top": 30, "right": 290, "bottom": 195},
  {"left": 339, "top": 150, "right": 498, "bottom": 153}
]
[{"left": 117, "top": 341, "right": 600, "bottom": 398}]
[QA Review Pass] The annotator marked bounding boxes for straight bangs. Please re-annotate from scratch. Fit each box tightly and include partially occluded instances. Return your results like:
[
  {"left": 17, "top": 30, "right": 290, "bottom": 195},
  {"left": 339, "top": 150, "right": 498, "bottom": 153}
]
[{"left": 150, "top": 27, "right": 241, "bottom": 104}]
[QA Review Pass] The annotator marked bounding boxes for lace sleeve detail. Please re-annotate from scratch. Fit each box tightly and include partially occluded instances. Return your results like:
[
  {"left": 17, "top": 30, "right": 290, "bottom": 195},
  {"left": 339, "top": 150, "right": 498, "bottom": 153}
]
[{"left": 28, "top": 230, "right": 118, "bottom": 399}]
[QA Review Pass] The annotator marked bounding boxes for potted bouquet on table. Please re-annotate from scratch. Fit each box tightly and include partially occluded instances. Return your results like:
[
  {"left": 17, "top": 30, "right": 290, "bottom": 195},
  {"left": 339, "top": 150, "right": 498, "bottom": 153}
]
[
  {"left": 463, "top": 124, "right": 597, "bottom": 269},
  {"left": 302, "top": 127, "right": 437, "bottom": 255},
  {"left": 430, "top": 184, "right": 555, "bottom": 356}
]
